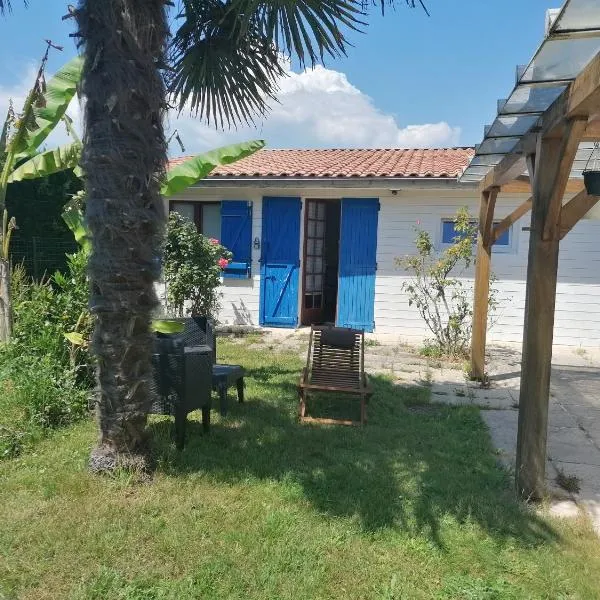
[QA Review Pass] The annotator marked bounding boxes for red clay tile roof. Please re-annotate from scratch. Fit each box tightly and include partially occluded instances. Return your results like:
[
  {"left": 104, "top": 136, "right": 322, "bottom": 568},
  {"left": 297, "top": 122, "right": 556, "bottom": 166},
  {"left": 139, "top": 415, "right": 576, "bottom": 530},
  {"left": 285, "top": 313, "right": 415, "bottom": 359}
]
[{"left": 168, "top": 148, "right": 475, "bottom": 179}]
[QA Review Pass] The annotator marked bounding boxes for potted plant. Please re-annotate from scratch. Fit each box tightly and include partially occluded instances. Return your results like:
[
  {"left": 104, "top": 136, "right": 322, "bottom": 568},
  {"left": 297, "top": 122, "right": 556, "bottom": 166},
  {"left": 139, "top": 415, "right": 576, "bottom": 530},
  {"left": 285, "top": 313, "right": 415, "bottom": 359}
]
[{"left": 583, "top": 142, "right": 600, "bottom": 197}]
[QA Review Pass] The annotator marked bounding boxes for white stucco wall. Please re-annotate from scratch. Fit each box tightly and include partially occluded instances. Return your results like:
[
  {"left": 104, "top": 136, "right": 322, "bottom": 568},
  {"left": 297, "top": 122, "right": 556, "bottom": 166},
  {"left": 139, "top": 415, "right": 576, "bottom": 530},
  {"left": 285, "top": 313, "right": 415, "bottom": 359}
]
[{"left": 168, "top": 184, "right": 600, "bottom": 348}]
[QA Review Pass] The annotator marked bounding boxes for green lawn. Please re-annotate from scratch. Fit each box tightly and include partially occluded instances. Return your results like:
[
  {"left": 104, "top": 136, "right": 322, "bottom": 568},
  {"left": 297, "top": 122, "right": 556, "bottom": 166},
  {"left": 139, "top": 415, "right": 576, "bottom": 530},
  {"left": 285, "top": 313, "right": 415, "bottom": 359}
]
[{"left": 1, "top": 337, "right": 599, "bottom": 599}]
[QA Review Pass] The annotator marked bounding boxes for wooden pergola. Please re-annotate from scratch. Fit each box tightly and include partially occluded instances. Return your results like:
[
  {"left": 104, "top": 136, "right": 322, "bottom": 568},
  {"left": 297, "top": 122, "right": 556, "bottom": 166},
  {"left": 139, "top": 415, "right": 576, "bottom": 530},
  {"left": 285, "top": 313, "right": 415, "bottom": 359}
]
[{"left": 469, "top": 50, "right": 600, "bottom": 500}]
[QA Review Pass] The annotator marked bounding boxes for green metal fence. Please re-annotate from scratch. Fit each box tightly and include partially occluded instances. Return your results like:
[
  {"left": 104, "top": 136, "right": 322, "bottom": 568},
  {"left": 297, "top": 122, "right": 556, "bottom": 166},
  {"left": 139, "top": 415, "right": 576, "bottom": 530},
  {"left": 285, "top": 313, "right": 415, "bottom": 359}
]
[{"left": 10, "top": 236, "right": 78, "bottom": 280}]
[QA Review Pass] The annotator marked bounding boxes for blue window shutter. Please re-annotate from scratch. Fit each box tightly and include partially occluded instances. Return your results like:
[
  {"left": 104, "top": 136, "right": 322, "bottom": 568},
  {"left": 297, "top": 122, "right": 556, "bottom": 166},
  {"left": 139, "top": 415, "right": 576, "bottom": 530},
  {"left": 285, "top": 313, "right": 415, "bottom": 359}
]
[
  {"left": 221, "top": 201, "right": 252, "bottom": 278},
  {"left": 259, "top": 197, "right": 301, "bottom": 327},
  {"left": 495, "top": 227, "right": 511, "bottom": 246},
  {"left": 441, "top": 220, "right": 457, "bottom": 244},
  {"left": 442, "top": 219, "right": 511, "bottom": 246},
  {"left": 337, "top": 198, "right": 379, "bottom": 332}
]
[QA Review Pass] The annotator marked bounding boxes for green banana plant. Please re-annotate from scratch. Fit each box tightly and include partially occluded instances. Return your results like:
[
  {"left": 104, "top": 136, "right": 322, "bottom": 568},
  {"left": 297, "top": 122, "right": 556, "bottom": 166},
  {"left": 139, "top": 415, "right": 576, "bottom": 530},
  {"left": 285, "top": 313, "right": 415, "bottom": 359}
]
[
  {"left": 62, "top": 139, "right": 266, "bottom": 244},
  {"left": 1, "top": 54, "right": 83, "bottom": 202},
  {"left": 7, "top": 142, "right": 83, "bottom": 183},
  {"left": 0, "top": 50, "right": 83, "bottom": 342},
  {"left": 160, "top": 139, "right": 264, "bottom": 197}
]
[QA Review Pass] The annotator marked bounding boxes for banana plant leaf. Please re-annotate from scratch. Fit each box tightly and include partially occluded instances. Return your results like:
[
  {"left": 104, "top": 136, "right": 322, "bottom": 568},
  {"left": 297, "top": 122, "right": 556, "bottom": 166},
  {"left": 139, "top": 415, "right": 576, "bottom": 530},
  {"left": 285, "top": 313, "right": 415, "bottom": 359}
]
[
  {"left": 16, "top": 56, "right": 83, "bottom": 159},
  {"left": 161, "top": 139, "right": 265, "bottom": 197},
  {"left": 151, "top": 320, "right": 185, "bottom": 334},
  {"left": 0, "top": 106, "right": 11, "bottom": 154},
  {"left": 7, "top": 141, "right": 82, "bottom": 183},
  {"left": 62, "top": 203, "right": 91, "bottom": 254},
  {"left": 64, "top": 331, "right": 86, "bottom": 346}
]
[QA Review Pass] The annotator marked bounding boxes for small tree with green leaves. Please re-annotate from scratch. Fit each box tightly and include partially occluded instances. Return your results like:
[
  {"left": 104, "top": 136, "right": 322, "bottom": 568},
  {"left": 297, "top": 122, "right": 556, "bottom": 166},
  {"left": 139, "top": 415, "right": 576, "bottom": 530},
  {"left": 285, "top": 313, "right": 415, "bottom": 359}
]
[
  {"left": 397, "top": 208, "right": 498, "bottom": 358},
  {"left": 163, "top": 211, "right": 232, "bottom": 320}
]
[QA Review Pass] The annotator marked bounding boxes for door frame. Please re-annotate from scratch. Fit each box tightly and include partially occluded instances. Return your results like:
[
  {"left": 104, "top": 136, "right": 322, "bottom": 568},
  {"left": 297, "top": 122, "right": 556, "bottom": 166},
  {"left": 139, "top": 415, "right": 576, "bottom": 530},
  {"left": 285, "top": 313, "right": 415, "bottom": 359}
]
[{"left": 300, "top": 198, "right": 341, "bottom": 326}]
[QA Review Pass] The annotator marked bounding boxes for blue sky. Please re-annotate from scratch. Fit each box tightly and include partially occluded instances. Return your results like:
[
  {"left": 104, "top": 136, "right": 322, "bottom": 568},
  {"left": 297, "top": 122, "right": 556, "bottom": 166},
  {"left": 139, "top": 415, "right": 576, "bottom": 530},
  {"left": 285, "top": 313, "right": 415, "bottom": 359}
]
[{"left": 0, "top": 0, "right": 557, "bottom": 154}]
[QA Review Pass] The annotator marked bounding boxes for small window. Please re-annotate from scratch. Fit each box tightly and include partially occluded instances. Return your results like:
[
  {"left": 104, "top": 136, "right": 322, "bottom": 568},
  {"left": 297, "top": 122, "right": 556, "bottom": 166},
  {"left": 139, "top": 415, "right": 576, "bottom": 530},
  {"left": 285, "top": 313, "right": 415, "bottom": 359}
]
[
  {"left": 170, "top": 201, "right": 222, "bottom": 240},
  {"left": 441, "top": 219, "right": 513, "bottom": 252}
]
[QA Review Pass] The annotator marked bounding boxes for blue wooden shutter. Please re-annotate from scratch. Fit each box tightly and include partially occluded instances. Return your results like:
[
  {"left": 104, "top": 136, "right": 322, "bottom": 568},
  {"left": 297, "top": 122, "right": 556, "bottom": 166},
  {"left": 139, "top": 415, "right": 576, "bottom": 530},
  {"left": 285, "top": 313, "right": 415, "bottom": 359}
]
[
  {"left": 260, "top": 197, "right": 301, "bottom": 327},
  {"left": 221, "top": 201, "right": 252, "bottom": 278},
  {"left": 337, "top": 198, "right": 379, "bottom": 332}
]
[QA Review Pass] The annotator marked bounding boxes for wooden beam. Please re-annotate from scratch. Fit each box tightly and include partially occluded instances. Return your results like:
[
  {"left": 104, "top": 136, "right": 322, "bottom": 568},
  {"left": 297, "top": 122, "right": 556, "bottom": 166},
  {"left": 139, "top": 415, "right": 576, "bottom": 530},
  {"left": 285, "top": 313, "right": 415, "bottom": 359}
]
[
  {"left": 480, "top": 155, "right": 527, "bottom": 193},
  {"left": 541, "top": 118, "right": 587, "bottom": 241},
  {"left": 470, "top": 188, "right": 499, "bottom": 380},
  {"left": 480, "top": 187, "right": 498, "bottom": 247},
  {"left": 582, "top": 118, "right": 600, "bottom": 141},
  {"left": 559, "top": 190, "right": 599, "bottom": 239},
  {"left": 515, "top": 137, "right": 564, "bottom": 501},
  {"left": 567, "top": 51, "right": 600, "bottom": 119},
  {"left": 492, "top": 198, "right": 532, "bottom": 244},
  {"left": 500, "top": 178, "right": 584, "bottom": 194}
]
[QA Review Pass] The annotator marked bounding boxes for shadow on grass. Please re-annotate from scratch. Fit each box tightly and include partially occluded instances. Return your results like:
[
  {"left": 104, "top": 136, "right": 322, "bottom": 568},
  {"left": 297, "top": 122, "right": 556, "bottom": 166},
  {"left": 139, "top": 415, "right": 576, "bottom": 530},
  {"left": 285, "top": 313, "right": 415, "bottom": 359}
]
[{"left": 148, "top": 366, "right": 557, "bottom": 550}]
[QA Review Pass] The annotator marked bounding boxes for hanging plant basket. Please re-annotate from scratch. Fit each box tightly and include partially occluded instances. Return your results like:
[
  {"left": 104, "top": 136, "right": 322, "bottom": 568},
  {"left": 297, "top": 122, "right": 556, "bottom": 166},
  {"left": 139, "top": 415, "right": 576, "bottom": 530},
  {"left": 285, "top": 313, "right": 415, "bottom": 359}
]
[
  {"left": 584, "top": 171, "right": 600, "bottom": 196},
  {"left": 583, "top": 142, "right": 600, "bottom": 197}
]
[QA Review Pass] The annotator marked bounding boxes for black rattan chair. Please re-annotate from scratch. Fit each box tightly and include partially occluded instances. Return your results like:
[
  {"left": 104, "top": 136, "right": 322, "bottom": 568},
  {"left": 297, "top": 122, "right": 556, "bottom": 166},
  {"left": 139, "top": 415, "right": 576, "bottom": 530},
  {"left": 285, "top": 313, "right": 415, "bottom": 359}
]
[{"left": 151, "top": 322, "right": 213, "bottom": 449}]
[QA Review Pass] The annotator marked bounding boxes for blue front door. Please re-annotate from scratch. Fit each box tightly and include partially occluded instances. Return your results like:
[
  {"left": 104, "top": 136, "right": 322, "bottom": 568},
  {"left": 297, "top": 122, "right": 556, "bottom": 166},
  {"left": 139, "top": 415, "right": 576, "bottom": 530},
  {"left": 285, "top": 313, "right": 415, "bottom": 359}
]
[
  {"left": 337, "top": 198, "right": 379, "bottom": 332},
  {"left": 260, "top": 197, "right": 301, "bottom": 327}
]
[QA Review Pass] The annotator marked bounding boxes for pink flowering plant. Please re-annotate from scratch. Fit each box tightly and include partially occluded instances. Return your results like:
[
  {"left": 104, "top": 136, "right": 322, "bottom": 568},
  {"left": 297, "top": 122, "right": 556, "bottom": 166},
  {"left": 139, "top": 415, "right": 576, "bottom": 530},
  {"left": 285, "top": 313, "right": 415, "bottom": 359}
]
[{"left": 164, "top": 211, "right": 232, "bottom": 320}]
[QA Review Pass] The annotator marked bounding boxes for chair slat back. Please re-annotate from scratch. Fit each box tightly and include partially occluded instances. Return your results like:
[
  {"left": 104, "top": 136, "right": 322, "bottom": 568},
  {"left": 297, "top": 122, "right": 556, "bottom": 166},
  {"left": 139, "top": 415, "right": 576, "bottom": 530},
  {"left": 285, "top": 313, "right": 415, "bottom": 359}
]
[{"left": 307, "top": 326, "right": 364, "bottom": 385}]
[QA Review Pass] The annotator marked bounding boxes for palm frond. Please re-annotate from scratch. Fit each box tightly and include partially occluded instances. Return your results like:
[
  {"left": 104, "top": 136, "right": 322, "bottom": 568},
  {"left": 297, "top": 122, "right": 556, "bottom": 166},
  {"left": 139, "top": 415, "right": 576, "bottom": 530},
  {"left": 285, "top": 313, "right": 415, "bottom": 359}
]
[
  {"left": 168, "top": 0, "right": 426, "bottom": 127},
  {"left": 0, "top": 0, "right": 27, "bottom": 15},
  {"left": 169, "top": 4, "right": 286, "bottom": 128}
]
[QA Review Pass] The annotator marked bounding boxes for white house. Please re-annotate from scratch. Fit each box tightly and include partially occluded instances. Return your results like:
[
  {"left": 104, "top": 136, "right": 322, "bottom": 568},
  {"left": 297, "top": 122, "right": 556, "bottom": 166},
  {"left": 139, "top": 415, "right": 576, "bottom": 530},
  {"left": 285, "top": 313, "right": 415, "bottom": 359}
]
[{"left": 166, "top": 148, "right": 600, "bottom": 347}]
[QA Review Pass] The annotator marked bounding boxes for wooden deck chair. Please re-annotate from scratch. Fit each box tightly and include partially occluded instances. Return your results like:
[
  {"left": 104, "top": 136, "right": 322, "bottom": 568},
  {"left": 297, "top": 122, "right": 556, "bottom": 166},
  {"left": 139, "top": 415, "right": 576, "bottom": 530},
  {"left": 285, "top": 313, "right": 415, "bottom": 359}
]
[{"left": 298, "top": 325, "right": 372, "bottom": 426}]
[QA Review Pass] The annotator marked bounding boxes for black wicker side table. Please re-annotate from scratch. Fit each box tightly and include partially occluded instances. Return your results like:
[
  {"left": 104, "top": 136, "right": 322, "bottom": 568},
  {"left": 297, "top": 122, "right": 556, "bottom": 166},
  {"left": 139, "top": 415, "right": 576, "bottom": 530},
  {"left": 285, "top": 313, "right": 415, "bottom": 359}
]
[{"left": 212, "top": 364, "right": 245, "bottom": 416}]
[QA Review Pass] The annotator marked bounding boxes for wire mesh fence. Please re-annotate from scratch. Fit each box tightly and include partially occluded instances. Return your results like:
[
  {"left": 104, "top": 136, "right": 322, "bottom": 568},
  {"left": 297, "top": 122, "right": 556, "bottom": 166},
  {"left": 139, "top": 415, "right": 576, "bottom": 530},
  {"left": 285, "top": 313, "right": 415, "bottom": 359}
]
[{"left": 9, "top": 236, "right": 78, "bottom": 280}]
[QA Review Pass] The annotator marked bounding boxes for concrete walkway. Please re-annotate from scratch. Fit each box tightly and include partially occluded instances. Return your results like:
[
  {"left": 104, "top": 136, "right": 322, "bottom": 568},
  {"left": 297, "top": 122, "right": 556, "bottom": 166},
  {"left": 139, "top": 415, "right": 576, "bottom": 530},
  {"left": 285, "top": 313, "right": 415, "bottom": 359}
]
[{"left": 256, "top": 328, "right": 600, "bottom": 533}]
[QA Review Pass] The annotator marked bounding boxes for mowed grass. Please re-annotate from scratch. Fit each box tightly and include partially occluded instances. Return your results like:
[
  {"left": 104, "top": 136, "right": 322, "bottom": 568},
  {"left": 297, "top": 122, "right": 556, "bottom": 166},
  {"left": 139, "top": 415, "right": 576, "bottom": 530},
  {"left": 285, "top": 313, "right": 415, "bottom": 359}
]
[{"left": 1, "top": 337, "right": 600, "bottom": 599}]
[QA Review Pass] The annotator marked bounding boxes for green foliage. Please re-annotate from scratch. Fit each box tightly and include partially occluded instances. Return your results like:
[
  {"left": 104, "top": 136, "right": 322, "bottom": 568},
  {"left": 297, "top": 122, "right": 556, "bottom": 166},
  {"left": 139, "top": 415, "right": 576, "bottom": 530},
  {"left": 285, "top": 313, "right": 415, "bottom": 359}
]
[
  {"left": 61, "top": 190, "right": 90, "bottom": 254},
  {"left": 15, "top": 55, "right": 83, "bottom": 160},
  {"left": 163, "top": 211, "right": 232, "bottom": 320},
  {"left": 0, "top": 250, "right": 92, "bottom": 458},
  {"left": 8, "top": 141, "right": 82, "bottom": 183},
  {"left": 161, "top": 140, "right": 265, "bottom": 197},
  {"left": 397, "top": 208, "right": 498, "bottom": 358}
]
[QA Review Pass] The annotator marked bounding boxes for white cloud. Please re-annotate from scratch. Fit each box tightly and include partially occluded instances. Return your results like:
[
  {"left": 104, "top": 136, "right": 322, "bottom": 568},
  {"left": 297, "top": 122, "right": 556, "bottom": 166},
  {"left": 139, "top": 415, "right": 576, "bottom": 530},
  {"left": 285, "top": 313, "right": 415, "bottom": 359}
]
[
  {"left": 0, "top": 61, "right": 461, "bottom": 157},
  {"left": 169, "top": 63, "right": 461, "bottom": 155}
]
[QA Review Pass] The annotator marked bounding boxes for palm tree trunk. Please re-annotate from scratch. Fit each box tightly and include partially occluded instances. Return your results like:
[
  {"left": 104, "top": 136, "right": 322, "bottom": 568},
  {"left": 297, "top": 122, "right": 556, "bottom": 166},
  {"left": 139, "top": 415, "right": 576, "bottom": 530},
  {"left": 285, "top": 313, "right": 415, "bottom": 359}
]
[{"left": 77, "top": 0, "right": 168, "bottom": 472}]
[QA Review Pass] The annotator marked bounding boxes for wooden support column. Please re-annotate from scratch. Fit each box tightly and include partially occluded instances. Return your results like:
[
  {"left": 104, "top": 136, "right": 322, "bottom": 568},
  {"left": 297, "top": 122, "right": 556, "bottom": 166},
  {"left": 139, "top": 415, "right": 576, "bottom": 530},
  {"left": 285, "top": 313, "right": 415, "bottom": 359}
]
[
  {"left": 470, "top": 187, "right": 499, "bottom": 380},
  {"left": 516, "top": 119, "right": 586, "bottom": 500}
]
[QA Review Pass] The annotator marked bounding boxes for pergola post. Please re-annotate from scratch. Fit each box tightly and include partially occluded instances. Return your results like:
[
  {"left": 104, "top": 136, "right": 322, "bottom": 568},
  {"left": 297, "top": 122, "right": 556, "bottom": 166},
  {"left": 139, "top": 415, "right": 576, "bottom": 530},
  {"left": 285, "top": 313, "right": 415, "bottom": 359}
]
[
  {"left": 470, "top": 187, "right": 498, "bottom": 380},
  {"left": 516, "top": 118, "right": 587, "bottom": 500}
]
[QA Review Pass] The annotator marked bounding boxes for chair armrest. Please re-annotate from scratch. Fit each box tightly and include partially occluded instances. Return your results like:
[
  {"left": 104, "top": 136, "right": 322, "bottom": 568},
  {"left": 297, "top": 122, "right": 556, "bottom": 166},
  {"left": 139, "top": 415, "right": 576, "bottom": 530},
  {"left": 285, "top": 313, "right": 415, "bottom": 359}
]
[{"left": 300, "top": 367, "right": 308, "bottom": 384}]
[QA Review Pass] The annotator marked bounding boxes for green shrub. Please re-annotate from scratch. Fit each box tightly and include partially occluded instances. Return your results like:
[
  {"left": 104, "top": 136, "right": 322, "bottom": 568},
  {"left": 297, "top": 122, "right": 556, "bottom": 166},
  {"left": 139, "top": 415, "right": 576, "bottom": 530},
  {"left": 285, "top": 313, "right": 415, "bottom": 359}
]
[
  {"left": 397, "top": 208, "right": 499, "bottom": 359},
  {"left": 0, "top": 250, "right": 93, "bottom": 458}
]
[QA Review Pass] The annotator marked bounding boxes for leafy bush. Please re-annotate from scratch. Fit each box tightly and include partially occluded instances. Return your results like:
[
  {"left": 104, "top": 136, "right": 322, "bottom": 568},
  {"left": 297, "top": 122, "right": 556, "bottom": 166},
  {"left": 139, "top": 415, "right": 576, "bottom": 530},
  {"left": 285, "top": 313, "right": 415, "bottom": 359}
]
[
  {"left": 0, "top": 250, "right": 93, "bottom": 458},
  {"left": 163, "top": 211, "right": 232, "bottom": 320},
  {"left": 397, "top": 208, "right": 498, "bottom": 358}
]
